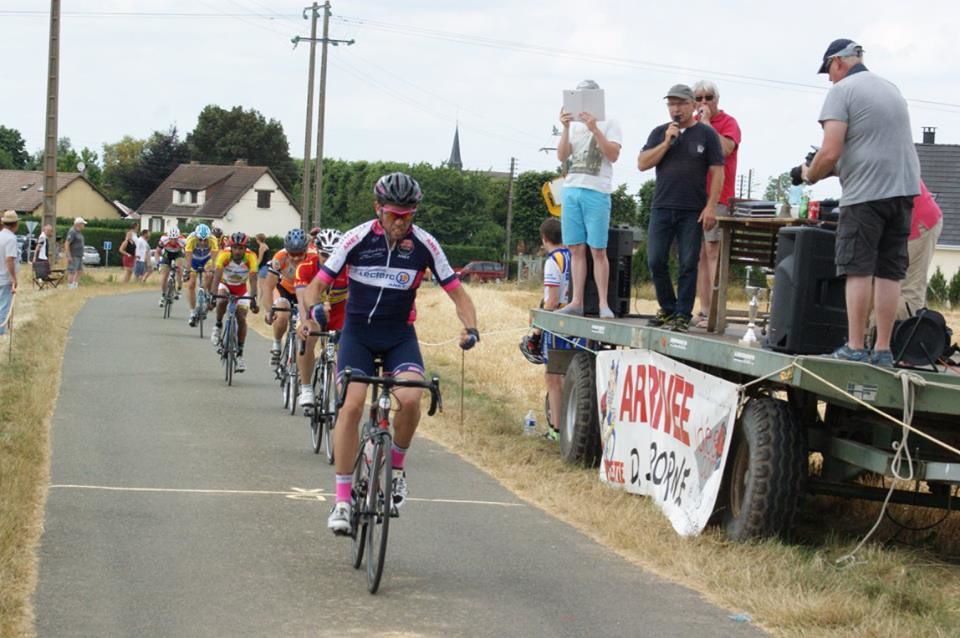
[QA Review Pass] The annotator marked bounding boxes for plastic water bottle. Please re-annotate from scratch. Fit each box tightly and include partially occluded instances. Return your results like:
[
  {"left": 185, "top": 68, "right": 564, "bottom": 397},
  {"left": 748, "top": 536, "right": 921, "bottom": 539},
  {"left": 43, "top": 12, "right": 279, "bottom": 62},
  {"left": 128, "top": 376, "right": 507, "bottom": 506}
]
[
  {"left": 798, "top": 192, "right": 810, "bottom": 219},
  {"left": 523, "top": 410, "right": 537, "bottom": 437}
]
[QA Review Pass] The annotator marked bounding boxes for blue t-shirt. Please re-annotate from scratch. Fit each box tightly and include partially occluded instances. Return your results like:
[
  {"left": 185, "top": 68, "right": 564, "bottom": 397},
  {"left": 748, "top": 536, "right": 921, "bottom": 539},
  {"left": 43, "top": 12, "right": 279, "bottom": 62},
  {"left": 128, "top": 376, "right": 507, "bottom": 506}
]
[{"left": 643, "top": 122, "right": 724, "bottom": 212}]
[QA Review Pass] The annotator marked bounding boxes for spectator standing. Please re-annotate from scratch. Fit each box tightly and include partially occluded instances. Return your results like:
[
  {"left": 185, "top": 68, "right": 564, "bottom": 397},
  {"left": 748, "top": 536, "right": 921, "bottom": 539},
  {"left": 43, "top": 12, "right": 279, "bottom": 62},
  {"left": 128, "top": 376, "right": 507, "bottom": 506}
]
[
  {"left": 254, "top": 233, "right": 272, "bottom": 300},
  {"left": 556, "top": 79, "right": 622, "bottom": 318},
  {"left": 64, "top": 217, "right": 87, "bottom": 289},
  {"left": 134, "top": 229, "right": 151, "bottom": 282},
  {"left": 802, "top": 39, "right": 920, "bottom": 366},
  {"left": 899, "top": 180, "right": 943, "bottom": 319},
  {"left": 693, "top": 81, "right": 741, "bottom": 328},
  {"left": 0, "top": 210, "right": 20, "bottom": 336},
  {"left": 119, "top": 223, "right": 138, "bottom": 283},
  {"left": 638, "top": 84, "right": 724, "bottom": 332},
  {"left": 32, "top": 224, "right": 54, "bottom": 280}
]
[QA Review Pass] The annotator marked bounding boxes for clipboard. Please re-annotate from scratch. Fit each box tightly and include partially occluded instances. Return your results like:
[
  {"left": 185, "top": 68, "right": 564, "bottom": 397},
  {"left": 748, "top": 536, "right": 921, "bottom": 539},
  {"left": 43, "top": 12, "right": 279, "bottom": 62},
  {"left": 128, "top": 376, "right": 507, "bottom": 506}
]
[{"left": 562, "top": 89, "right": 605, "bottom": 122}]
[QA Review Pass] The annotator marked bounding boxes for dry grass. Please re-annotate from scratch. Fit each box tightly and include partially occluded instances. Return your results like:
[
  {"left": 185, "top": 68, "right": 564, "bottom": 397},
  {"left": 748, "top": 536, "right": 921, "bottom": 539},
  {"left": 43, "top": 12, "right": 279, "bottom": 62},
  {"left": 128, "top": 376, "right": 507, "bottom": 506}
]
[
  {"left": 0, "top": 268, "right": 142, "bottom": 638},
  {"left": 405, "top": 281, "right": 960, "bottom": 637}
]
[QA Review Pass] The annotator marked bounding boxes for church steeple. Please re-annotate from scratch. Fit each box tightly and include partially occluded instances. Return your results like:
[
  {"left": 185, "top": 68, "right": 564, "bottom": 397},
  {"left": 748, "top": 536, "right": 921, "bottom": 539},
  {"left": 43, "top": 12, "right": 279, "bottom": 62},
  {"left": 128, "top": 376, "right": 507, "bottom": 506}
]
[{"left": 448, "top": 124, "right": 462, "bottom": 171}]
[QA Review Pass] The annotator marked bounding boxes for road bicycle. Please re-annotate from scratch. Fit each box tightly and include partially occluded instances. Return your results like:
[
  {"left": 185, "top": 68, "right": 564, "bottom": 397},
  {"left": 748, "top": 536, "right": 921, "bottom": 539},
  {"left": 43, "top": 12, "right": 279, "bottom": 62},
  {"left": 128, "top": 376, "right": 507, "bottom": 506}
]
[
  {"left": 161, "top": 264, "right": 180, "bottom": 319},
  {"left": 271, "top": 307, "right": 300, "bottom": 415},
  {"left": 338, "top": 361, "right": 442, "bottom": 594},
  {"left": 211, "top": 294, "right": 256, "bottom": 386},
  {"left": 194, "top": 286, "right": 210, "bottom": 339},
  {"left": 305, "top": 329, "right": 338, "bottom": 462}
]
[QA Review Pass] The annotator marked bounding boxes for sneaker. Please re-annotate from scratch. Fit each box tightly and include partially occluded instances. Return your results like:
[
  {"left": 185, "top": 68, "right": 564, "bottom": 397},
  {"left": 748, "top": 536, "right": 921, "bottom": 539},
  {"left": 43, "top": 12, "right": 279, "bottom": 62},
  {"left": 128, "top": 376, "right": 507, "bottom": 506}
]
[
  {"left": 210, "top": 326, "right": 221, "bottom": 346},
  {"left": 298, "top": 385, "right": 315, "bottom": 407},
  {"left": 391, "top": 471, "right": 408, "bottom": 509},
  {"left": 826, "top": 343, "right": 870, "bottom": 362},
  {"left": 647, "top": 309, "right": 673, "bottom": 327},
  {"left": 870, "top": 349, "right": 895, "bottom": 367},
  {"left": 543, "top": 428, "right": 559, "bottom": 442},
  {"left": 668, "top": 315, "right": 690, "bottom": 332},
  {"left": 235, "top": 356, "right": 246, "bottom": 373},
  {"left": 327, "top": 501, "right": 352, "bottom": 535}
]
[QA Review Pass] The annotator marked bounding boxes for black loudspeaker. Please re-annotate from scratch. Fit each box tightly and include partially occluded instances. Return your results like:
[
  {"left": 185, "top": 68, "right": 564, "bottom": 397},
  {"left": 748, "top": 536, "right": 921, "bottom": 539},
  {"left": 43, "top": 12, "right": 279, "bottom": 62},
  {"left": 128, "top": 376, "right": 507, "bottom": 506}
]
[
  {"left": 765, "top": 226, "right": 847, "bottom": 355},
  {"left": 582, "top": 226, "right": 633, "bottom": 317}
]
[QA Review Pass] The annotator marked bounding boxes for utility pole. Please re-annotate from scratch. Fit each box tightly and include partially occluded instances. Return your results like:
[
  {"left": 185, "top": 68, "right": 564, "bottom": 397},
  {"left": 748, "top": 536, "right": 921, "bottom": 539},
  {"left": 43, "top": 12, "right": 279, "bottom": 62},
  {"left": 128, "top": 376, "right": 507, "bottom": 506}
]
[
  {"left": 312, "top": 2, "right": 331, "bottom": 230},
  {"left": 296, "top": 3, "right": 320, "bottom": 231},
  {"left": 747, "top": 168, "right": 754, "bottom": 199},
  {"left": 43, "top": 0, "right": 60, "bottom": 257},
  {"left": 504, "top": 157, "right": 517, "bottom": 273}
]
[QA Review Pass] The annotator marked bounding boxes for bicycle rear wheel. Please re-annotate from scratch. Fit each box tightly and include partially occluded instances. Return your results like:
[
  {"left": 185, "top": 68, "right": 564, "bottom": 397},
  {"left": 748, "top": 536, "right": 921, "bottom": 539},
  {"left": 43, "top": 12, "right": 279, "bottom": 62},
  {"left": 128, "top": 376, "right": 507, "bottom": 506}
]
[
  {"left": 309, "top": 362, "right": 324, "bottom": 454},
  {"left": 322, "top": 360, "right": 337, "bottom": 464},
  {"left": 350, "top": 446, "right": 368, "bottom": 570},
  {"left": 365, "top": 433, "right": 392, "bottom": 593}
]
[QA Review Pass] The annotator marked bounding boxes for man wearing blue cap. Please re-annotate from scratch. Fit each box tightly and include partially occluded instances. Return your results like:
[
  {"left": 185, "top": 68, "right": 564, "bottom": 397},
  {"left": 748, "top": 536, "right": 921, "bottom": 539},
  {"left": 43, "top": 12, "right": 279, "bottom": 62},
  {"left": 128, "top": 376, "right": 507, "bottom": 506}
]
[{"left": 802, "top": 39, "right": 920, "bottom": 366}]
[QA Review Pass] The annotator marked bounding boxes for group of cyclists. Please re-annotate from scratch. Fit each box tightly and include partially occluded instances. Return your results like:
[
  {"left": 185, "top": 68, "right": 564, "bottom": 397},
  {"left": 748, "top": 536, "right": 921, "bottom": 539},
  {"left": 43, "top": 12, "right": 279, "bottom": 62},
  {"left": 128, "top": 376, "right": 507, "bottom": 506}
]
[{"left": 149, "top": 172, "right": 481, "bottom": 535}]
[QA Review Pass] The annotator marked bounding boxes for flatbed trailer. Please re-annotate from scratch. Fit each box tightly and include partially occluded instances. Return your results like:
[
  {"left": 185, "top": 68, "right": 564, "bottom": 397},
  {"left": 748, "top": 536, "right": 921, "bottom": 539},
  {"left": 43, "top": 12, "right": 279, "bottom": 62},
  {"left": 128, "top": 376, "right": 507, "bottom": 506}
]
[{"left": 531, "top": 309, "right": 960, "bottom": 541}]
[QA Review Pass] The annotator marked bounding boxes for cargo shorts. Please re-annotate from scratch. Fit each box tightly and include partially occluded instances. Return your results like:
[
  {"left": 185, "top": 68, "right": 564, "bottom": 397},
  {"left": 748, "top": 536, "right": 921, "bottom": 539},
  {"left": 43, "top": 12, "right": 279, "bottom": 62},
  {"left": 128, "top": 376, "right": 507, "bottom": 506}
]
[{"left": 835, "top": 196, "right": 912, "bottom": 280}]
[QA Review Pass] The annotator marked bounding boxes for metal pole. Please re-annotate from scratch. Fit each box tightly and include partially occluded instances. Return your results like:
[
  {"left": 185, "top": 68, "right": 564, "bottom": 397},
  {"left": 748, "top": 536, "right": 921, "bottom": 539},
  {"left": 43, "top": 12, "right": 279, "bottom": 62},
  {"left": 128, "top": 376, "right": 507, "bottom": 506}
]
[
  {"left": 312, "top": 1, "right": 331, "bottom": 230},
  {"left": 43, "top": 0, "right": 60, "bottom": 260},
  {"left": 747, "top": 168, "right": 753, "bottom": 199},
  {"left": 504, "top": 157, "right": 516, "bottom": 277},
  {"left": 299, "top": 3, "right": 319, "bottom": 230}
]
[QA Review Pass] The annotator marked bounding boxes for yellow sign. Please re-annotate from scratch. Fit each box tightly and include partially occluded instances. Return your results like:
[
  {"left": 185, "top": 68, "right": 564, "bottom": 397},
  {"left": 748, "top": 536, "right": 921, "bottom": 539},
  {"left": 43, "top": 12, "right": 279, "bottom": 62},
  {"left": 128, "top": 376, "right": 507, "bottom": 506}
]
[{"left": 541, "top": 178, "right": 564, "bottom": 217}]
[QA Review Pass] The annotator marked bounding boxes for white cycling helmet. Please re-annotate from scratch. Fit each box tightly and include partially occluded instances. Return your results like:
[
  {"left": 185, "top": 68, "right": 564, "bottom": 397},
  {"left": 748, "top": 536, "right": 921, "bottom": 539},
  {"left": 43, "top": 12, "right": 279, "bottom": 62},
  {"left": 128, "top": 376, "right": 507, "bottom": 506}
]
[
  {"left": 167, "top": 226, "right": 181, "bottom": 239},
  {"left": 316, "top": 228, "right": 342, "bottom": 254}
]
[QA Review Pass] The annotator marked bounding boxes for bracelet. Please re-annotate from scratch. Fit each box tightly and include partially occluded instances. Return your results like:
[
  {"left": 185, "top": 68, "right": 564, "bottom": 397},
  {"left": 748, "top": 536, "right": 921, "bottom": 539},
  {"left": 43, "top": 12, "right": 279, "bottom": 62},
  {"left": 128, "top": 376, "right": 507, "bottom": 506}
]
[{"left": 466, "top": 327, "right": 480, "bottom": 341}]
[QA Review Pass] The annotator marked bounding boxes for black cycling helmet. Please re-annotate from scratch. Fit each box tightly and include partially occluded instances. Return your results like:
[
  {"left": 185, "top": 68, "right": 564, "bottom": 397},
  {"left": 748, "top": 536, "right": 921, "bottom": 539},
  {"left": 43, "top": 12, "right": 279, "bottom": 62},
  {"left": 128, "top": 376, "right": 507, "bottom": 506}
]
[{"left": 373, "top": 172, "right": 422, "bottom": 207}]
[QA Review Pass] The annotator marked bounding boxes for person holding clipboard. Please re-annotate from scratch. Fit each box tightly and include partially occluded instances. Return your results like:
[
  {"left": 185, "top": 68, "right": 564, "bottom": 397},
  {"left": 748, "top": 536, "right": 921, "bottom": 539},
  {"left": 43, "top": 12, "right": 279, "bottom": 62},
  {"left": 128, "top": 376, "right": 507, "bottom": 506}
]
[{"left": 556, "top": 79, "right": 622, "bottom": 319}]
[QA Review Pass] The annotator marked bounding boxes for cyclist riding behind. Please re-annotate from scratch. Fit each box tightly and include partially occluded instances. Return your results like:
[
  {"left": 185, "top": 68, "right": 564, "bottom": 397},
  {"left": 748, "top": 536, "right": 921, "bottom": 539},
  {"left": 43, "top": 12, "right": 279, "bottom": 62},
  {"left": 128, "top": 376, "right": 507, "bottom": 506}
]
[
  {"left": 261, "top": 228, "right": 315, "bottom": 397},
  {"left": 184, "top": 223, "right": 220, "bottom": 326},
  {"left": 293, "top": 228, "right": 348, "bottom": 407},
  {"left": 210, "top": 232, "right": 260, "bottom": 372},
  {"left": 157, "top": 227, "right": 186, "bottom": 307},
  {"left": 300, "top": 172, "right": 479, "bottom": 535}
]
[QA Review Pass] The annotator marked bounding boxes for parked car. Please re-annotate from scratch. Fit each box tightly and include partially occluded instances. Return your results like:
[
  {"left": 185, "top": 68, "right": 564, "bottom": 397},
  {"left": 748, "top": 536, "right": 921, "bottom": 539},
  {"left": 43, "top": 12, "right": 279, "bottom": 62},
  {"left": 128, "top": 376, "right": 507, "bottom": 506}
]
[
  {"left": 16, "top": 235, "right": 37, "bottom": 263},
  {"left": 82, "top": 245, "right": 101, "bottom": 266},
  {"left": 455, "top": 260, "right": 505, "bottom": 283}
]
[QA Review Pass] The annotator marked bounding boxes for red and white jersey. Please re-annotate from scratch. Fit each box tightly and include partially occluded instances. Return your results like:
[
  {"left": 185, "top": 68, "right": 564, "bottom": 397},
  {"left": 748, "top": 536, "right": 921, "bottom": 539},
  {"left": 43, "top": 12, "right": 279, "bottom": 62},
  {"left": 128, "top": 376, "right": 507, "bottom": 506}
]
[{"left": 158, "top": 234, "right": 186, "bottom": 252}]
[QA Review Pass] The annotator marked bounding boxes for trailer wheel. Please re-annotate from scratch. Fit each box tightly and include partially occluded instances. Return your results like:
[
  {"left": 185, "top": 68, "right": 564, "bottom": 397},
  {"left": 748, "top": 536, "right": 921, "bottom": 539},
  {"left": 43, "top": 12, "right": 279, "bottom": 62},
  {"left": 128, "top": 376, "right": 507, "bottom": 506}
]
[
  {"left": 720, "top": 396, "right": 806, "bottom": 541},
  {"left": 559, "top": 351, "right": 601, "bottom": 467}
]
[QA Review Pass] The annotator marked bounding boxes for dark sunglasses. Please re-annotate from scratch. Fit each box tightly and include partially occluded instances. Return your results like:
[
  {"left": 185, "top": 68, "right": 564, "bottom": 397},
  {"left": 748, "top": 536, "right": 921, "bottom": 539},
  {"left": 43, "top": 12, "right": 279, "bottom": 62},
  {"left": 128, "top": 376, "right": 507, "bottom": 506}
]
[{"left": 694, "top": 94, "right": 715, "bottom": 102}]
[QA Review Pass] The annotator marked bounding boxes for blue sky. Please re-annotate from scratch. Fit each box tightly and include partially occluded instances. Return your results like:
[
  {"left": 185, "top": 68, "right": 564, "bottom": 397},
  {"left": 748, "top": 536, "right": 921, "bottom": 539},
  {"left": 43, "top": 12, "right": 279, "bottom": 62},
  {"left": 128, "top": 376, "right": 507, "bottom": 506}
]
[{"left": 4, "top": 0, "right": 959, "bottom": 202}]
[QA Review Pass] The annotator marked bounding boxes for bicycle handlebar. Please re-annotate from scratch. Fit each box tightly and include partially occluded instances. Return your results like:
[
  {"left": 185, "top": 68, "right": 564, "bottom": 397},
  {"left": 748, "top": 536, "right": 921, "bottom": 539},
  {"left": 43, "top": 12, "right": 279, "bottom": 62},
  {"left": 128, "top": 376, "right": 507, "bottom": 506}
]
[{"left": 337, "top": 368, "right": 442, "bottom": 417}]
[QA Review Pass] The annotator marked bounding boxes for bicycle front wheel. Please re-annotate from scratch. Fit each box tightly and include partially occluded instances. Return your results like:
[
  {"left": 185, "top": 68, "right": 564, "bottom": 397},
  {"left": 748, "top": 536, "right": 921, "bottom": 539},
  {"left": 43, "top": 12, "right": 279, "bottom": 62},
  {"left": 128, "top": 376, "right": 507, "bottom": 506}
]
[
  {"left": 365, "top": 433, "right": 393, "bottom": 594},
  {"left": 322, "top": 361, "right": 337, "bottom": 464},
  {"left": 350, "top": 447, "right": 368, "bottom": 570},
  {"left": 225, "top": 318, "right": 236, "bottom": 386}
]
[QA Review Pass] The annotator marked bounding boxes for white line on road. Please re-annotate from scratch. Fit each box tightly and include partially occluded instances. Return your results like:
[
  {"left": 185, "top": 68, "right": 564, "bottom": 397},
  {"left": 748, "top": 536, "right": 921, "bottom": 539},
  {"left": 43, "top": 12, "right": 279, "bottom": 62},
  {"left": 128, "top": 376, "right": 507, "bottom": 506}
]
[{"left": 48, "top": 484, "right": 524, "bottom": 507}]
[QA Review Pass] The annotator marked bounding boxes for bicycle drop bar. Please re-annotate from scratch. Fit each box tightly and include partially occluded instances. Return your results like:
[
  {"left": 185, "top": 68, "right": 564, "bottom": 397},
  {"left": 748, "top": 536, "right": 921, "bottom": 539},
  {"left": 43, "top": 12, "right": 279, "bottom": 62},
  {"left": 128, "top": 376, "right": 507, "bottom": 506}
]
[
  {"left": 210, "top": 294, "right": 258, "bottom": 301},
  {"left": 337, "top": 368, "right": 443, "bottom": 416}
]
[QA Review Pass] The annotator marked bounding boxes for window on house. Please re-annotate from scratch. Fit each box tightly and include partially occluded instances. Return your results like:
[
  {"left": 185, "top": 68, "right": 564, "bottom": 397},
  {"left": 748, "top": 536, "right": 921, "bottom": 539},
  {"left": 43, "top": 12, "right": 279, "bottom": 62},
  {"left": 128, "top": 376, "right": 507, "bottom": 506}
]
[
  {"left": 189, "top": 190, "right": 198, "bottom": 204},
  {"left": 150, "top": 217, "right": 164, "bottom": 233},
  {"left": 177, "top": 218, "right": 187, "bottom": 228},
  {"left": 256, "top": 190, "right": 272, "bottom": 209}
]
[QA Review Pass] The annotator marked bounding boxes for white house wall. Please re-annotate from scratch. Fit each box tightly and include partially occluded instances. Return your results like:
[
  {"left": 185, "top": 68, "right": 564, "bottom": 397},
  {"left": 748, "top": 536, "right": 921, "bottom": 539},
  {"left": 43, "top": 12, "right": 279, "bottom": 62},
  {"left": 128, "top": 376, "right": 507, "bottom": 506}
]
[{"left": 932, "top": 247, "right": 960, "bottom": 280}]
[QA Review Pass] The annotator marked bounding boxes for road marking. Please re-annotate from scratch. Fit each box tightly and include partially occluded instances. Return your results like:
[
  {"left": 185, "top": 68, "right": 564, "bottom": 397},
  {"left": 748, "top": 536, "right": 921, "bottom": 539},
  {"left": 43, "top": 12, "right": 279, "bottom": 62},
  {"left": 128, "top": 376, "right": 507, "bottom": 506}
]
[{"left": 48, "top": 484, "right": 524, "bottom": 507}]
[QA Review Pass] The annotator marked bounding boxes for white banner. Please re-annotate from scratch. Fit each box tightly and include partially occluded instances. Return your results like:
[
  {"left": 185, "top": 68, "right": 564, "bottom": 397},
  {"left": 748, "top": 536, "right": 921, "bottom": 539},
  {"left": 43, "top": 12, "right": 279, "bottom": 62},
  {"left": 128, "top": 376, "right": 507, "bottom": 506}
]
[{"left": 596, "top": 349, "right": 738, "bottom": 536}]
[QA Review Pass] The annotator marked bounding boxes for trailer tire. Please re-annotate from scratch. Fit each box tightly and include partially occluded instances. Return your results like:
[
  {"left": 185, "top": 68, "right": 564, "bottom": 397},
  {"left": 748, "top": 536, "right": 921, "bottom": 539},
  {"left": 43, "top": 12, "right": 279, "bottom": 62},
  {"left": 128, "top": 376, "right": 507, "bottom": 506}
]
[
  {"left": 720, "top": 396, "right": 806, "bottom": 541},
  {"left": 559, "top": 351, "right": 601, "bottom": 467}
]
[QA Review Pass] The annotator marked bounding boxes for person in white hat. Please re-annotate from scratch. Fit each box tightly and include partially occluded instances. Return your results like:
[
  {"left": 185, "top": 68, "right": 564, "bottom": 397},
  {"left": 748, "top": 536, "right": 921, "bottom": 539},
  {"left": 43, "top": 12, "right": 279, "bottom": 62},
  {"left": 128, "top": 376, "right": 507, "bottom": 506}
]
[
  {"left": 0, "top": 210, "right": 20, "bottom": 335},
  {"left": 65, "top": 217, "right": 87, "bottom": 288}
]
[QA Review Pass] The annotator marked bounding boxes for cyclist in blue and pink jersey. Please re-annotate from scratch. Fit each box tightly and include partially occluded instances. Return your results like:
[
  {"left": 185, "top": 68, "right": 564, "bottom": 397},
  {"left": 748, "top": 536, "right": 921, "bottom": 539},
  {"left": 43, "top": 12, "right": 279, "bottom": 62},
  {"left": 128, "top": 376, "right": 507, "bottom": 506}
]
[{"left": 300, "top": 172, "right": 479, "bottom": 535}]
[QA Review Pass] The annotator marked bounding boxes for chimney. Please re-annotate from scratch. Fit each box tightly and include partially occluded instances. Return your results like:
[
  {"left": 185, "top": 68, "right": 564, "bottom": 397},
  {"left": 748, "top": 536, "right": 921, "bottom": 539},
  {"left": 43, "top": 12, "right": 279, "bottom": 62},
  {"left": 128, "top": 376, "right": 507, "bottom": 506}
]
[
  {"left": 234, "top": 159, "right": 248, "bottom": 167},
  {"left": 922, "top": 127, "right": 937, "bottom": 144}
]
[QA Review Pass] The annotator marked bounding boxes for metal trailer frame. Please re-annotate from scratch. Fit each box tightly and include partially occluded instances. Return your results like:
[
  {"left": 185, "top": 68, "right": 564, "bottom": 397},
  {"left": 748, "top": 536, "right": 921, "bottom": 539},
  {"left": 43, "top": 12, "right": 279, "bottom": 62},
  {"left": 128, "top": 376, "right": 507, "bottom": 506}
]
[{"left": 531, "top": 310, "right": 960, "bottom": 540}]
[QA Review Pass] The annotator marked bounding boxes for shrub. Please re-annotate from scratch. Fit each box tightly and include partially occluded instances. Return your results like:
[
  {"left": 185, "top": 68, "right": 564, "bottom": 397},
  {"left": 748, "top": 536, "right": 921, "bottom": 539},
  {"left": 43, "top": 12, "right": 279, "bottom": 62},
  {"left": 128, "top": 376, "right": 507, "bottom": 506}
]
[
  {"left": 948, "top": 269, "right": 960, "bottom": 307},
  {"left": 927, "top": 266, "right": 948, "bottom": 306}
]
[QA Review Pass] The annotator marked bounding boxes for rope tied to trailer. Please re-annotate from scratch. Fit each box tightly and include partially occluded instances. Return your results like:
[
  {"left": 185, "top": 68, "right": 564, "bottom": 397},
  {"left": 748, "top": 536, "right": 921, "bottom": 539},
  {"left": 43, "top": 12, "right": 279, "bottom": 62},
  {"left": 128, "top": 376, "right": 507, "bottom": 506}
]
[{"left": 836, "top": 369, "right": 928, "bottom": 566}]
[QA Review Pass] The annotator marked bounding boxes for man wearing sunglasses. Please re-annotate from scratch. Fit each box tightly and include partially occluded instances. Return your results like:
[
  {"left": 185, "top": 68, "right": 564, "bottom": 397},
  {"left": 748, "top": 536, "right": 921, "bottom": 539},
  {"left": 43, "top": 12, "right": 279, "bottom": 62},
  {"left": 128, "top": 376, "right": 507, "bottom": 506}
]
[
  {"left": 802, "top": 39, "right": 920, "bottom": 366},
  {"left": 638, "top": 84, "right": 725, "bottom": 332},
  {"left": 301, "top": 171, "right": 479, "bottom": 535},
  {"left": 692, "top": 81, "right": 741, "bottom": 329}
]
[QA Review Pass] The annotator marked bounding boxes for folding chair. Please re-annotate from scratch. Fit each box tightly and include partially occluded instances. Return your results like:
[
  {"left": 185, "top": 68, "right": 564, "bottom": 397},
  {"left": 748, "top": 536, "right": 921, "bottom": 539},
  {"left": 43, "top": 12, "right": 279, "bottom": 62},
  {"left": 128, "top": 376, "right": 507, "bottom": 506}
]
[{"left": 33, "top": 262, "right": 65, "bottom": 290}]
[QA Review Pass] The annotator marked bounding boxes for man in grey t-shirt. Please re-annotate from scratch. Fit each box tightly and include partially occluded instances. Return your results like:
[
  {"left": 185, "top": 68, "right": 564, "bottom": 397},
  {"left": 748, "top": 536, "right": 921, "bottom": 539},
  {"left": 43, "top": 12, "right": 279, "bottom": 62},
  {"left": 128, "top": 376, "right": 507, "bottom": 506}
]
[
  {"left": 64, "top": 217, "right": 87, "bottom": 288},
  {"left": 802, "top": 39, "right": 920, "bottom": 366}
]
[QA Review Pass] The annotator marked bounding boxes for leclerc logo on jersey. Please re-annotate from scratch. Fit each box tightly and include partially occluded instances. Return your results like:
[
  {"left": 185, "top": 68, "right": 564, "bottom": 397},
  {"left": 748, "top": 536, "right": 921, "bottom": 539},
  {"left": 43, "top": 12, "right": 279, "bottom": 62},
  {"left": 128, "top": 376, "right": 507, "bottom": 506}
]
[{"left": 350, "top": 266, "right": 417, "bottom": 290}]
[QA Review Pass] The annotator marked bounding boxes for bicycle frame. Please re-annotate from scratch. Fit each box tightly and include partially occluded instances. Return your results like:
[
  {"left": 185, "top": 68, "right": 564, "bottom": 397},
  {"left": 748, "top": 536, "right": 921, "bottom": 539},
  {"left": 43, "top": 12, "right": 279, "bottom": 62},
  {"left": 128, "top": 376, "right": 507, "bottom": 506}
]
[{"left": 211, "top": 293, "right": 256, "bottom": 386}]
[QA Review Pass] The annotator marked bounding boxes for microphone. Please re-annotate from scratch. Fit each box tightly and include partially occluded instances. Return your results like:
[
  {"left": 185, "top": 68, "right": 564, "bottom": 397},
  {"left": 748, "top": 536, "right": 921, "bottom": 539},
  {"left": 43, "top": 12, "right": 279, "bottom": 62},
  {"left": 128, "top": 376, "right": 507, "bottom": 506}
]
[{"left": 669, "top": 115, "right": 682, "bottom": 147}]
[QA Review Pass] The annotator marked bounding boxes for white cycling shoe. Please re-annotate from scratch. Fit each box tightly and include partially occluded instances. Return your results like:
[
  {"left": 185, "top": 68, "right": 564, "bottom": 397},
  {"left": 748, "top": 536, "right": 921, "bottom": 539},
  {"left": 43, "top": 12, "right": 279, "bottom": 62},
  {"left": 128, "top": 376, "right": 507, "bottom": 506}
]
[
  {"left": 327, "top": 501, "right": 352, "bottom": 535},
  {"left": 210, "top": 327, "right": 221, "bottom": 346},
  {"left": 298, "top": 385, "right": 315, "bottom": 407},
  {"left": 235, "top": 356, "right": 246, "bottom": 373}
]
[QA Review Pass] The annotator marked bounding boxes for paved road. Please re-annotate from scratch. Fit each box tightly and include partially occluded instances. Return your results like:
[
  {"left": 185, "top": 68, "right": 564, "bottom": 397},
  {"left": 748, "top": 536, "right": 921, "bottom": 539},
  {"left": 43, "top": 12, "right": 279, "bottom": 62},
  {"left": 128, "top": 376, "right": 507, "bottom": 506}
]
[{"left": 35, "top": 292, "right": 764, "bottom": 637}]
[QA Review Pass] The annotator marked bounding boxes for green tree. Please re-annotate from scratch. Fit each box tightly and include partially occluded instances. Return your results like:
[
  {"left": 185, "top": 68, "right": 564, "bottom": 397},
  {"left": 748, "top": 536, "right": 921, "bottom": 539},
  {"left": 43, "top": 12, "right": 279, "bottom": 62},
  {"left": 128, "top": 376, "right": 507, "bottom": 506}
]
[
  {"left": 610, "top": 183, "right": 638, "bottom": 226},
  {"left": 101, "top": 135, "right": 147, "bottom": 204},
  {"left": 637, "top": 179, "right": 656, "bottom": 229},
  {"left": 188, "top": 105, "right": 297, "bottom": 189},
  {"left": 927, "top": 266, "right": 948, "bottom": 306},
  {"left": 948, "top": 268, "right": 960, "bottom": 307},
  {"left": 0, "top": 126, "right": 30, "bottom": 169},
  {"left": 764, "top": 172, "right": 792, "bottom": 202},
  {"left": 511, "top": 170, "right": 561, "bottom": 255},
  {"left": 27, "top": 138, "right": 103, "bottom": 186}
]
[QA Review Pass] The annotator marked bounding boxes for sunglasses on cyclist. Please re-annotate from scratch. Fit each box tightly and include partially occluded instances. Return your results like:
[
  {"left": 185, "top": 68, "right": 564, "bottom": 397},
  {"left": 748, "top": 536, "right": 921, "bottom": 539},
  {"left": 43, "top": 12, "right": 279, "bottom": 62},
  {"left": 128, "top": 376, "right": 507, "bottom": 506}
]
[{"left": 695, "top": 94, "right": 715, "bottom": 102}]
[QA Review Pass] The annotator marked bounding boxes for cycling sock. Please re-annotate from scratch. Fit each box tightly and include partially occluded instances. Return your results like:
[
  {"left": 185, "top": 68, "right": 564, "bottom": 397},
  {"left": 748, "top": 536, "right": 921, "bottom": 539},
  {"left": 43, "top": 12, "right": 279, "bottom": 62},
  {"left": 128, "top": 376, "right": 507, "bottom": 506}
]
[
  {"left": 272, "top": 339, "right": 281, "bottom": 351},
  {"left": 391, "top": 443, "right": 408, "bottom": 471},
  {"left": 335, "top": 474, "right": 352, "bottom": 503}
]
